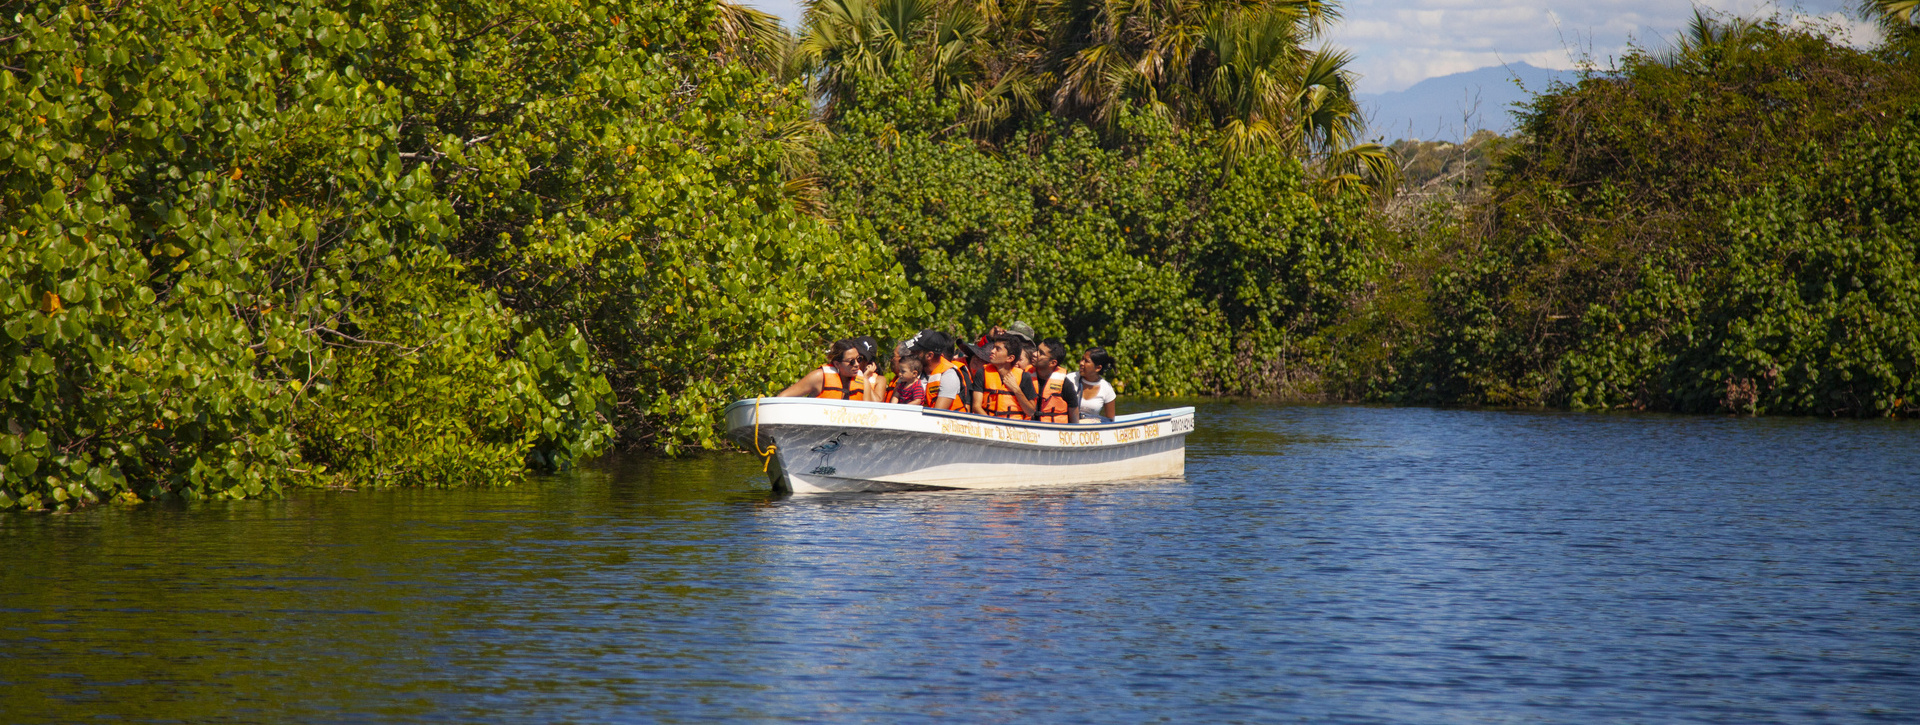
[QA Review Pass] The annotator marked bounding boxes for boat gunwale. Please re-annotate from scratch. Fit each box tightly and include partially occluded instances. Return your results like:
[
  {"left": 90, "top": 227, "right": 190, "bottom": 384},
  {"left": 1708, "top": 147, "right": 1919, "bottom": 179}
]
[{"left": 723, "top": 397, "right": 1194, "bottom": 433}]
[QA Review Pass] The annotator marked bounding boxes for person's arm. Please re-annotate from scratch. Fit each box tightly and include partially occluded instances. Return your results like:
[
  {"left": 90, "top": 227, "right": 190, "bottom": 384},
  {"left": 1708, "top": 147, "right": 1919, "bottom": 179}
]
[
  {"left": 777, "top": 369, "right": 824, "bottom": 398},
  {"left": 1063, "top": 377, "right": 1081, "bottom": 424},
  {"left": 929, "top": 368, "right": 958, "bottom": 409},
  {"left": 1008, "top": 370, "right": 1037, "bottom": 417},
  {"left": 1100, "top": 385, "right": 1116, "bottom": 419},
  {"left": 969, "top": 371, "right": 987, "bottom": 415},
  {"left": 859, "top": 363, "right": 883, "bottom": 401}
]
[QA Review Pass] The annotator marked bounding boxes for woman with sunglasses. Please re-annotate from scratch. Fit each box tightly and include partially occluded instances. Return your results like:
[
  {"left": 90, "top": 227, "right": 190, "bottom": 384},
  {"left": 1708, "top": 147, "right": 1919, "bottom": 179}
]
[{"left": 777, "top": 339, "right": 879, "bottom": 400}]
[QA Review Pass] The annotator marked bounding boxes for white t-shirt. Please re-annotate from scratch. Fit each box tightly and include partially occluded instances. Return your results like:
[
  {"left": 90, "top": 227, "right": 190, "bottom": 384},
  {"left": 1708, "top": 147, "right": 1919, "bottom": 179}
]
[
  {"left": 1067, "top": 372, "right": 1116, "bottom": 421},
  {"left": 930, "top": 367, "right": 962, "bottom": 406}
]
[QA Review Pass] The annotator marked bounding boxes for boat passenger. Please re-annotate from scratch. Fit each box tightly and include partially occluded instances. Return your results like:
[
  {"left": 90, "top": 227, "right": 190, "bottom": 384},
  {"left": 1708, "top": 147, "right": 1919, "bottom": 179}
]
[
  {"left": 890, "top": 356, "right": 927, "bottom": 406},
  {"left": 1030, "top": 339, "right": 1080, "bottom": 424},
  {"left": 851, "top": 335, "right": 885, "bottom": 396},
  {"left": 1004, "top": 321, "right": 1038, "bottom": 371},
  {"left": 976, "top": 336, "right": 1038, "bottom": 419},
  {"left": 776, "top": 339, "right": 875, "bottom": 400},
  {"left": 882, "top": 341, "right": 910, "bottom": 402},
  {"left": 1066, "top": 346, "right": 1118, "bottom": 422},
  {"left": 904, "top": 329, "right": 966, "bottom": 411},
  {"left": 955, "top": 339, "right": 992, "bottom": 415}
]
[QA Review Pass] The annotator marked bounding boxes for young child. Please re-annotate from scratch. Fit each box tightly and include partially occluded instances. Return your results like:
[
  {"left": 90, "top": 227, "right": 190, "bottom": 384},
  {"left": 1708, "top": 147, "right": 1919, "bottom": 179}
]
[{"left": 891, "top": 356, "right": 927, "bottom": 406}]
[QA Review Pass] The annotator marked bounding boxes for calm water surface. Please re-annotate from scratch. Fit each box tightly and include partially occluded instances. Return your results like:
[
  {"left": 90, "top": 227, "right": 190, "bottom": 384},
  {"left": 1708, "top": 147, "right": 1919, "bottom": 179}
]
[{"left": 3, "top": 403, "right": 1918, "bottom": 723}]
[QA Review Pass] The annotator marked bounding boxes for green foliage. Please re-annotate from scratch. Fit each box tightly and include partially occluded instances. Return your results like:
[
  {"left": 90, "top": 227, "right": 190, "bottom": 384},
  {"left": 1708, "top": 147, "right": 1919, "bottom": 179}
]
[
  {"left": 791, "top": 0, "right": 1381, "bottom": 181},
  {"left": 376, "top": 0, "right": 926, "bottom": 453},
  {"left": 1353, "top": 20, "right": 1920, "bottom": 416},
  {"left": 1682, "top": 116, "right": 1920, "bottom": 415},
  {"left": 0, "top": 0, "right": 923, "bottom": 511},
  {"left": 822, "top": 79, "right": 1376, "bottom": 396}
]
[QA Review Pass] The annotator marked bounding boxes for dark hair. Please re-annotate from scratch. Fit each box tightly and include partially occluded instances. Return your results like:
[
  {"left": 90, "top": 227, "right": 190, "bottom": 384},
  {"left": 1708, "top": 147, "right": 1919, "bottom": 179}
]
[
  {"left": 897, "top": 356, "right": 924, "bottom": 376},
  {"left": 990, "top": 334, "right": 1023, "bottom": 358},
  {"left": 1083, "top": 346, "right": 1115, "bottom": 372},
  {"left": 828, "top": 339, "right": 859, "bottom": 365},
  {"left": 1039, "top": 339, "right": 1067, "bottom": 363}
]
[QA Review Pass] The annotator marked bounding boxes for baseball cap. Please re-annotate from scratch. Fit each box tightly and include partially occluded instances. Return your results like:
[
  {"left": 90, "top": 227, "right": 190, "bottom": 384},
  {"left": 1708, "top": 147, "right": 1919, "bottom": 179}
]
[
  {"left": 851, "top": 336, "right": 880, "bottom": 362},
  {"left": 1005, "top": 321, "right": 1037, "bottom": 344},
  {"left": 904, "top": 329, "right": 953, "bottom": 355}
]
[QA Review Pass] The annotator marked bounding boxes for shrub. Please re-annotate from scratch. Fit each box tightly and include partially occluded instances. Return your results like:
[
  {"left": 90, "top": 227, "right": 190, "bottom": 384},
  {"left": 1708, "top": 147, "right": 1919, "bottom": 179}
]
[
  {"left": 821, "top": 76, "right": 1376, "bottom": 396},
  {"left": 1364, "top": 21, "right": 1920, "bottom": 415},
  {"left": 0, "top": 0, "right": 925, "bottom": 510}
]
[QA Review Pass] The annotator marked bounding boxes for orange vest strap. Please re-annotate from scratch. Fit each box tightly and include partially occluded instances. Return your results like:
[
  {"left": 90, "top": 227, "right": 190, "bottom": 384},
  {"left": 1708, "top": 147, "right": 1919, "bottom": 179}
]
[
  {"left": 981, "top": 367, "right": 1030, "bottom": 418},
  {"left": 1036, "top": 371, "right": 1070, "bottom": 423},
  {"left": 923, "top": 357, "right": 964, "bottom": 409},
  {"left": 815, "top": 365, "right": 863, "bottom": 401}
]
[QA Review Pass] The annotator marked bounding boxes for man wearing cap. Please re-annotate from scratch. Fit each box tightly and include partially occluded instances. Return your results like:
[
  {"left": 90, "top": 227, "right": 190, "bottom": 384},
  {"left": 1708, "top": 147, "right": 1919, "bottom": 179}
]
[
  {"left": 903, "top": 329, "right": 967, "bottom": 411},
  {"left": 1003, "top": 321, "right": 1039, "bottom": 371}
]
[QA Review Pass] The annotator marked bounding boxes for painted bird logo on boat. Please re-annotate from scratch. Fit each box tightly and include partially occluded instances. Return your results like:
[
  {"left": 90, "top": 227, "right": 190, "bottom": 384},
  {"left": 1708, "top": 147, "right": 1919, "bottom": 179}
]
[{"left": 808, "top": 433, "right": 849, "bottom": 476}]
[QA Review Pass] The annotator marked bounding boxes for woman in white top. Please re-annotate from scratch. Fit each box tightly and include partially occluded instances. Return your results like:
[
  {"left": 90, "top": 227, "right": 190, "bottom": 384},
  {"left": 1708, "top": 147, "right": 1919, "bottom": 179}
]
[{"left": 1066, "top": 347, "right": 1117, "bottom": 423}]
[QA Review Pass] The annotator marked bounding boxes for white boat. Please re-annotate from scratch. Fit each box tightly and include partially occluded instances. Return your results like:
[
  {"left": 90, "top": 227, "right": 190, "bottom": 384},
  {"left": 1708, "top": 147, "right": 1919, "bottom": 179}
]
[{"left": 722, "top": 397, "right": 1195, "bottom": 493}]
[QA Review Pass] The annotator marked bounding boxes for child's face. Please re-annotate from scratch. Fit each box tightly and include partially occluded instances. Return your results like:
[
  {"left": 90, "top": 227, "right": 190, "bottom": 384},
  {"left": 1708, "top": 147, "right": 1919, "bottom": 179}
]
[{"left": 899, "top": 368, "right": 920, "bottom": 384}]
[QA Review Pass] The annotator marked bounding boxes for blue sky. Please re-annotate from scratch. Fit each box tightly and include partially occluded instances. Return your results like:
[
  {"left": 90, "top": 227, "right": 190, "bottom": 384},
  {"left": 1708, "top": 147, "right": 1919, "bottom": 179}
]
[{"left": 737, "top": 0, "right": 1874, "bottom": 93}]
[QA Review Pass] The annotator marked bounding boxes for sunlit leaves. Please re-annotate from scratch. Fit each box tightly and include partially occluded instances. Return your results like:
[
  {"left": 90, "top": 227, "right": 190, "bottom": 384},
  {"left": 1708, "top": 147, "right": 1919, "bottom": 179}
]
[
  {"left": 0, "top": 0, "right": 829, "bottom": 510},
  {"left": 822, "top": 94, "right": 1373, "bottom": 396}
]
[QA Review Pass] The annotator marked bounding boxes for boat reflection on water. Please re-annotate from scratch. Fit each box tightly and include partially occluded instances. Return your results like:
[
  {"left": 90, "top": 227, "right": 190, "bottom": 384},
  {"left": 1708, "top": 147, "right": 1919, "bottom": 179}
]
[{"left": 722, "top": 398, "right": 1196, "bottom": 493}]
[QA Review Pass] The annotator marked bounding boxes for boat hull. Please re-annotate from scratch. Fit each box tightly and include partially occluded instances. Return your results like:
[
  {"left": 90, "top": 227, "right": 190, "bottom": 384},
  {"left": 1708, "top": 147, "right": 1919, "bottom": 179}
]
[{"left": 724, "top": 398, "right": 1192, "bottom": 493}]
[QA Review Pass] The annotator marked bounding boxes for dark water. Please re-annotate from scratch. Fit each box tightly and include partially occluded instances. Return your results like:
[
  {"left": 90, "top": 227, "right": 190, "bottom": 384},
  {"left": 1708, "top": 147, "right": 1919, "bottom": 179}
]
[{"left": 4, "top": 403, "right": 1918, "bottom": 723}]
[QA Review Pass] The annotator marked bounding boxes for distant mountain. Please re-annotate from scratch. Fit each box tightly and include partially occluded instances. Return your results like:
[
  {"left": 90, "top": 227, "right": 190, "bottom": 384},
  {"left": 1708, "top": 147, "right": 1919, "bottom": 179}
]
[{"left": 1356, "top": 62, "right": 1579, "bottom": 142}]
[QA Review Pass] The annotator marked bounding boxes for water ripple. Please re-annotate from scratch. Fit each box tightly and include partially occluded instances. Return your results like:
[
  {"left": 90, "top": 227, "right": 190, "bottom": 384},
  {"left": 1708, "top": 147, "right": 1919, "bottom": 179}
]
[{"left": 2, "top": 403, "right": 1917, "bottom": 723}]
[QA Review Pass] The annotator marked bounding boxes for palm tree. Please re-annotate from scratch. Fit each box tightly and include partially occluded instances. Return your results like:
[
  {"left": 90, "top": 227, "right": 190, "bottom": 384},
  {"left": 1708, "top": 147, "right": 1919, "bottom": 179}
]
[
  {"left": 780, "top": 0, "right": 1391, "bottom": 192},
  {"left": 1859, "top": 0, "right": 1919, "bottom": 27},
  {"left": 1042, "top": 1, "right": 1373, "bottom": 164},
  {"left": 1199, "top": 6, "right": 1308, "bottom": 159},
  {"left": 717, "top": 1, "right": 798, "bottom": 78},
  {"left": 796, "top": 0, "right": 985, "bottom": 112},
  {"left": 1655, "top": 8, "right": 1770, "bottom": 68}
]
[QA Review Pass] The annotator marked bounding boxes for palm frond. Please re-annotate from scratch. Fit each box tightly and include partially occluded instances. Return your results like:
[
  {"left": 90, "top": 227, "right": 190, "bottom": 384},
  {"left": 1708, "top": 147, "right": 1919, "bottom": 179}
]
[
  {"left": 1857, "top": 0, "right": 1919, "bottom": 28},
  {"left": 717, "top": 1, "right": 795, "bottom": 75}
]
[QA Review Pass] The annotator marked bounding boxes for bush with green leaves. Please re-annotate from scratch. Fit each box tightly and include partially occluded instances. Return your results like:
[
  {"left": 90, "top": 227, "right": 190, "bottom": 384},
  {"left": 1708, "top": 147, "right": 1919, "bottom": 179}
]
[
  {"left": 1359, "top": 20, "right": 1920, "bottom": 416},
  {"left": 820, "top": 73, "right": 1377, "bottom": 396},
  {"left": 0, "top": 0, "right": 924, "bottom": 511},
  {"left": 1558, "top": 113, "right": 1920, "bottom": 416},
  {"left": 364, "top": 1, "right": 928, "bottom": 452}
]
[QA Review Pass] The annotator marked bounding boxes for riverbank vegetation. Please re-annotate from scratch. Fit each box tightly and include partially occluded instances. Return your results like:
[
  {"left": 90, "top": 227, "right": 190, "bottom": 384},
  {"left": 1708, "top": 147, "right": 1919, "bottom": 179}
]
[
  {"left": 3, "top": 0, "right": 1917, "bottom": 510},
  {"left": 800, "top": 0, "right": 1394, "bottom": 397},
  {"left": 1, "top": 0, "right": 921, "bottom": 509},
  {"left": 1337, "top": 14, "right": 1920, "bottom": 416}
]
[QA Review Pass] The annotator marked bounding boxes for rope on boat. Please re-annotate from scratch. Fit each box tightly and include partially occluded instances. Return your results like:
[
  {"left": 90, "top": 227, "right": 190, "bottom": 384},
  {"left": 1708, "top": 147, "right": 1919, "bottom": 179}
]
[{"left": 752, "top": 397, "right": 777, "bottom": 472}]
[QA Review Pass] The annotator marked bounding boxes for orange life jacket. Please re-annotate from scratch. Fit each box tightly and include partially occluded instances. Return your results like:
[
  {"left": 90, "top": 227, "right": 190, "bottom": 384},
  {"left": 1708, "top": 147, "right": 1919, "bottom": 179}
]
[
  {"left": 980, "top": 366, "right": 1031, "bottom": 419},
  {"left": 924, "top": 357, "right": 968, "bottom": 411},
  {"left": 1035, "top": 370, "right": 1070, "bottom": 423},
  {"left": 816, "top": 365, "right": 863, "bottom": 401}
]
